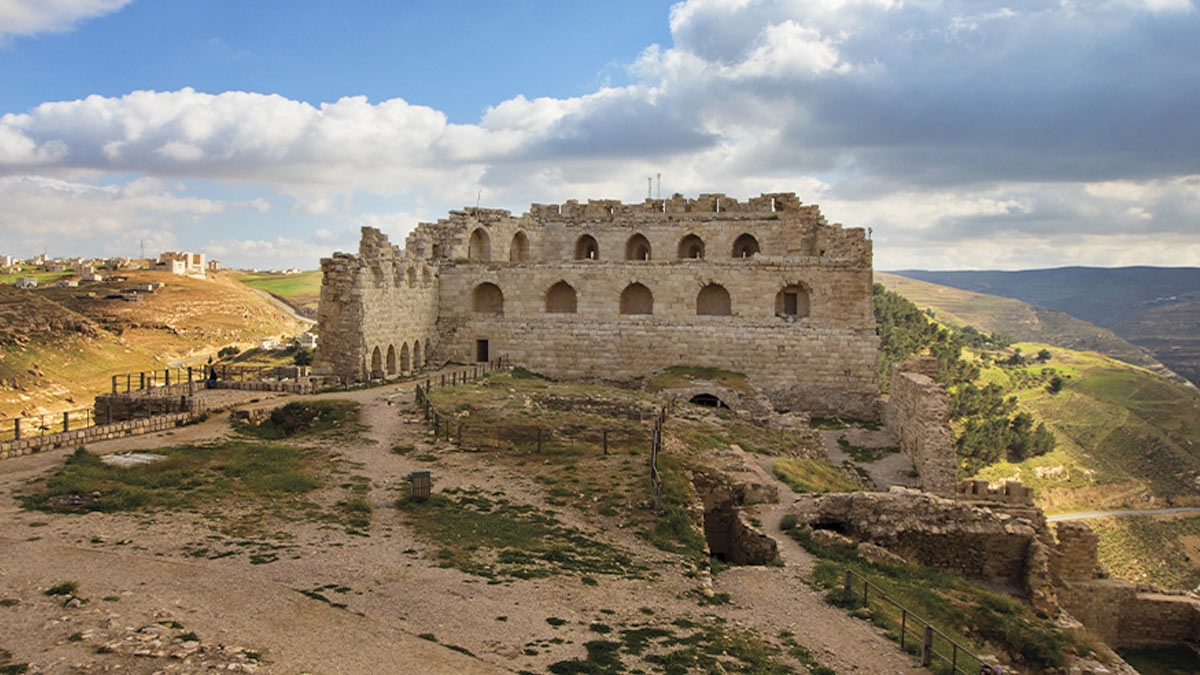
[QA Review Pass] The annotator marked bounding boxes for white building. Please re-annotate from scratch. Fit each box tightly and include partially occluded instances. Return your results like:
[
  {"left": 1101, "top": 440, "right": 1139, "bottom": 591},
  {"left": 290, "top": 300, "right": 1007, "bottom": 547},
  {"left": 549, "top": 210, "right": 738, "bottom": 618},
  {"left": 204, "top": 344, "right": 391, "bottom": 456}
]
[
  {"left": 15, "top": 277, "right": 37, "bottom": 289},
  {"left": 157, "top": 252, "right": 207, "bottom": 279}
]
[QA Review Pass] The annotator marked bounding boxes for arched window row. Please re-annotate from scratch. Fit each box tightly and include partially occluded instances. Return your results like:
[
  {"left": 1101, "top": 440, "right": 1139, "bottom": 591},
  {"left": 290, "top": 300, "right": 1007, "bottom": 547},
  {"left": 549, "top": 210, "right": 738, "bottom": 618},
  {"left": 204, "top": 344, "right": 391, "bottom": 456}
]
[
  {"left": 585, "top": 232, "right": 762, "bottom": 261},
  {"left": 471, "top": 281, "right": 810, "bottom": 319}
]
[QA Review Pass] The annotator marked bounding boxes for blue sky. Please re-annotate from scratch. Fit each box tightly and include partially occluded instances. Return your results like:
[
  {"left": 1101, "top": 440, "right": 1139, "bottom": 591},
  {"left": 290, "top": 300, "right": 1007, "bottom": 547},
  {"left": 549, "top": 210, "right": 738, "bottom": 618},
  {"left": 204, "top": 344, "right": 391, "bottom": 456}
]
[{"left": 2, "top": 0, "right": 1198, "bottom": 270}]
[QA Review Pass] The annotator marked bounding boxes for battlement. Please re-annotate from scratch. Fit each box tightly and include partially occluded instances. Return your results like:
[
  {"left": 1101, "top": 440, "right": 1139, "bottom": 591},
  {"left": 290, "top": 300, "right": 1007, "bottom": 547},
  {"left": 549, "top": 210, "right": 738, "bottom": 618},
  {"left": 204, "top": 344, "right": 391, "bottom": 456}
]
[{"left": 526, "top": 192, "right": 813, "bottom": 220}]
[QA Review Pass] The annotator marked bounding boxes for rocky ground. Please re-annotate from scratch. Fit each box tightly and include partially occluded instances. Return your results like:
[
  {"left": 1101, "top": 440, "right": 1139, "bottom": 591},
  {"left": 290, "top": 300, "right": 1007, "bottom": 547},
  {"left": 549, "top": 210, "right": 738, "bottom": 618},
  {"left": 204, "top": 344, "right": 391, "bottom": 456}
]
[{"left": 0, "top": 379, "right": 927, "bottom": 674}]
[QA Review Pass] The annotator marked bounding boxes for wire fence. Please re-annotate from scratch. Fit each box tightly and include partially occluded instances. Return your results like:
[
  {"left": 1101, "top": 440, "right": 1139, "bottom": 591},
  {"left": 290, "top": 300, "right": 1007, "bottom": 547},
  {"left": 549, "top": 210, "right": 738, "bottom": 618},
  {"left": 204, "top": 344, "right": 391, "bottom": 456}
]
[
  {"left": 413, "top": 358, "right": 655, "bottom": 457},
  {"left": 841, "top": 569, "right": 991, "bottom": 674}
]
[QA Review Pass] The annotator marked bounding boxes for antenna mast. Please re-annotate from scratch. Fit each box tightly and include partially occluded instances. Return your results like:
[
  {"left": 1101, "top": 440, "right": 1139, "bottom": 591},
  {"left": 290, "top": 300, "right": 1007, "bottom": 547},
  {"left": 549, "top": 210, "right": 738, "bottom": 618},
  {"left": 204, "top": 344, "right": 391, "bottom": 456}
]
[{"left": 656, "top": 173, "right": 661, "bottom": 200}]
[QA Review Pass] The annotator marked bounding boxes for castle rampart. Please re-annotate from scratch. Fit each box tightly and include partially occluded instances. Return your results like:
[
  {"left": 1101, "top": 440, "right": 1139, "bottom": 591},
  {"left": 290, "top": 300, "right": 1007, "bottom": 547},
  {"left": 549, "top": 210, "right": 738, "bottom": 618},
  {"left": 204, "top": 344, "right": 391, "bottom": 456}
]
[{"left": 315, "top": 193, "right": 880, "bottom": 418}]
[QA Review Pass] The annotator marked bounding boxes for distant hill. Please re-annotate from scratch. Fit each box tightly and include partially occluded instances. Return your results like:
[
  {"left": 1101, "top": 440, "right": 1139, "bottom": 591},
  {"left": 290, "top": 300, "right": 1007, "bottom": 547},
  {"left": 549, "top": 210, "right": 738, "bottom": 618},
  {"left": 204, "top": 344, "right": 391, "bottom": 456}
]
[
  {"left": 875, "top": 272, "right": 1167, "bottom": 374},
  {"left": 888, "top": 267, "right": 1200, "bottom": 386},
  {"left": 0, "top": 270, "right": 306, "bottom": 419}
]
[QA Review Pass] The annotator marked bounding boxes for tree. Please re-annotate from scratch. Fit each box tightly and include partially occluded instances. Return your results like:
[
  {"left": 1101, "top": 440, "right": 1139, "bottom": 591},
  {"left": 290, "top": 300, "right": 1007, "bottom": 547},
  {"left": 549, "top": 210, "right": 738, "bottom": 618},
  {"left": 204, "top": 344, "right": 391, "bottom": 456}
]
[
  {"left": 293, "top": 348, "right": 314, "bottom": 367},
  {"left": 1036, "top": 349, "right": 1052, "bottom": 363},
  {"left": 1046, "top": 375, "right": 1064, "bottom": 395}
]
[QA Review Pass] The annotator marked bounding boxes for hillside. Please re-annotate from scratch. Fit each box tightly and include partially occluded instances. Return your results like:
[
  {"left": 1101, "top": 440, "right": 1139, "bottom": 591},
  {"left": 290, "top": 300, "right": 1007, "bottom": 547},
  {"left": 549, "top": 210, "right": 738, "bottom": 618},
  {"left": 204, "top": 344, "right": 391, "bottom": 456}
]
[
  {"left": 877, "top": 274, "right": 1200, "bottom": 590},
  {"left": 235, "top": 270, "right": 322, "bottom": 318},
  {"left": 875, "top": 272, "right": 1164, "bottom": 373},
  {"left": 888, "top": 267, "right": 1200, "bottom": 386},
  {"left": 0, "top": 270, "right": 306, "bottom": 420}
]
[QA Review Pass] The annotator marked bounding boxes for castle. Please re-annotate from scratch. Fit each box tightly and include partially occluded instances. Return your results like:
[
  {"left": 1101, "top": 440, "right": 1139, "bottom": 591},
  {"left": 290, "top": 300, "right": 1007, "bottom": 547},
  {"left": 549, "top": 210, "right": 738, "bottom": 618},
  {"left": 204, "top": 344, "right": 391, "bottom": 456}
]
[{"left": 314, "top": 192, "right": 880, "bottom": 418}]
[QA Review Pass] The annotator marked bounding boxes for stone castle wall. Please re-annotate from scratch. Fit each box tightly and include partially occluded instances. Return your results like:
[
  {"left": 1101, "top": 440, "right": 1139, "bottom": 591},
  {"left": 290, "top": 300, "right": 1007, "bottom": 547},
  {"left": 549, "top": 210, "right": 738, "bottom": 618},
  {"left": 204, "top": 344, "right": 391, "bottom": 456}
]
[
  {"left": 883, "top": 358, "right": 957, "bottom": 496},
  {"left": 315, "top": 193, "right": 879, "bottom": 417}
]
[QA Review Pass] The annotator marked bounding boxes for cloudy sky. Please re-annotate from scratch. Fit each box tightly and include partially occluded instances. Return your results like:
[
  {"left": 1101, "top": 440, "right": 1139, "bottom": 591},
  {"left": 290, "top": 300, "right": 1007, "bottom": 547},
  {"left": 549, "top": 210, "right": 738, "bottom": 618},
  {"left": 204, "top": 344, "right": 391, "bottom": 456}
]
[{"left": 1, "top": 0, "right": 1197, "bottom": 270}]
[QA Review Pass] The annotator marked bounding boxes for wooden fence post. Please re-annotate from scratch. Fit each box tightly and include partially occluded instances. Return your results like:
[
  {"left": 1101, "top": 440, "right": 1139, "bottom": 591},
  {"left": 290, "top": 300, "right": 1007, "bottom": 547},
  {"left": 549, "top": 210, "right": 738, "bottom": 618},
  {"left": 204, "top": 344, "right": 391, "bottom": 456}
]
[
  {"left": 843, "top": 570, "right": 853, "bottom": 603},
  {"left": 63, "top": 411, "right": 70, "bottom": 433},
  {"left": 12, "top": 419, "right": 19, "bottom": 441},
  {"left": 603, "top": 429, "right": 608, "bottom": 455}
]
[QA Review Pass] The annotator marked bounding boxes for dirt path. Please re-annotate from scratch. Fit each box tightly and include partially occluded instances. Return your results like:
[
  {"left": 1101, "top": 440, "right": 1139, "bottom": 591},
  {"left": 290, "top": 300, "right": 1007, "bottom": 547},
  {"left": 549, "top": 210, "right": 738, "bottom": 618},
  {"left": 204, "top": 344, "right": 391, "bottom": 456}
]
[{"left": 1, "top": 379, "right": 929, "bottom": 674}]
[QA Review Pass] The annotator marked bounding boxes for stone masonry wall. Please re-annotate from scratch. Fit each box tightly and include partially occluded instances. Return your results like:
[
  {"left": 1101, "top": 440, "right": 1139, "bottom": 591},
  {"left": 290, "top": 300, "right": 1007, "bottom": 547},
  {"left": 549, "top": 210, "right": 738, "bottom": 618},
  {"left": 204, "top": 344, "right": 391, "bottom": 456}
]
[
  {"left": 1052, "top": 521, "right": 1200, "bottom": 649},
  {"left": 315, "top": 193, "right": 880, "bottom": 417},
  {"left": 883, "top": 358, "right": 956, "bottom": 496},
  {"left": 1, "top": 413, "right": 193, "bottom": 460}
]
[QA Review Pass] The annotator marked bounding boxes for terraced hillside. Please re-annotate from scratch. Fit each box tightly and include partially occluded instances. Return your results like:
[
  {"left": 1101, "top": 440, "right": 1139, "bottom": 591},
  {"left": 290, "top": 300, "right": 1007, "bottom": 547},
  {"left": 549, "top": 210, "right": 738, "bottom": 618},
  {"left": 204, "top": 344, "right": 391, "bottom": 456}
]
[{"left": 0, "top": 270, "right": 305, "bottom": 420}]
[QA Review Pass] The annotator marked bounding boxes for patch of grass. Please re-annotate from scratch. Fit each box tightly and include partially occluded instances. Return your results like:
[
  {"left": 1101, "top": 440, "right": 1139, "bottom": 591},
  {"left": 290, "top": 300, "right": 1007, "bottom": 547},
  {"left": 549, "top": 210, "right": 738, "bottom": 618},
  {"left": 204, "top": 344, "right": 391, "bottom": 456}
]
[
  {"left": 396, "top": 488, "right": 644, "bottom": 581},
  {"left": 44, "top": 581, "right": 77, "bottom": 596},
  {"left": 21, "top": 443, "right": 324, "bottom": 518},
  {"left": 237, "top": 400, "right": 361, "bottom": 440},
  {"left": 646, "top": 365, "right": 754, "bottom": 394},
  {"left": 773, "top": 458, "right": 859, "bottom": 493}
]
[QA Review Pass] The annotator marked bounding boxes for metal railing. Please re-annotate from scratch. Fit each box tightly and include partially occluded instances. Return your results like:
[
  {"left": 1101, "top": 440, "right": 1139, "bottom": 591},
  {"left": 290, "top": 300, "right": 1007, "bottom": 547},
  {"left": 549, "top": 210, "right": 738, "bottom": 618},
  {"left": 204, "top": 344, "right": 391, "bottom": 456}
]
[
  {"left": 841, "top": 569, "right": 991, "bottom": 674},
  {"left": 2, "top": 407, "right": 96, "bottom": 442}
]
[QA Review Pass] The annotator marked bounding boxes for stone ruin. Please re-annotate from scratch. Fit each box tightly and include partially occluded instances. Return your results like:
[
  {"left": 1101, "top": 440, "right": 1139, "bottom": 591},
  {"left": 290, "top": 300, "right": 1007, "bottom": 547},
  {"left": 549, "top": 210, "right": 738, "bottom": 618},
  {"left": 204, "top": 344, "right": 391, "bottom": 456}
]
[
  {"left": 788, "top": 486, "right": 1200, "bottom": 658},
  {"left": 315, "top": 192, "right": 880, "bottom": 419}
]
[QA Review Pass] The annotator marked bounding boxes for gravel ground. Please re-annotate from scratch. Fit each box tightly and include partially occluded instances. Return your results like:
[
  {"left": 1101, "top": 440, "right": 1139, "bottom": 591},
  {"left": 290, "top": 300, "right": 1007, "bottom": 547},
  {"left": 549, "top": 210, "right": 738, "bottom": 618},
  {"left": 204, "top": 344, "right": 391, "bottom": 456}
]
[{"left": 0, "top": 379, "right": 928, "bottom": 674}]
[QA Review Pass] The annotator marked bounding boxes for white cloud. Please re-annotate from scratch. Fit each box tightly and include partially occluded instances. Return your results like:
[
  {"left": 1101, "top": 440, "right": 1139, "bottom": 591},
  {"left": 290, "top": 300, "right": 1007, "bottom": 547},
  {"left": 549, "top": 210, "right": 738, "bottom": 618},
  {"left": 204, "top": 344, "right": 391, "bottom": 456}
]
[
  {"left": 2, "top": 0, "right": 1199, "bottom": 270},
  {"left": 0, "top": 175, "right": 226, "bottom": 237},
  {"left": 0, "top": 0, "right": 132, "bottom": 39}
]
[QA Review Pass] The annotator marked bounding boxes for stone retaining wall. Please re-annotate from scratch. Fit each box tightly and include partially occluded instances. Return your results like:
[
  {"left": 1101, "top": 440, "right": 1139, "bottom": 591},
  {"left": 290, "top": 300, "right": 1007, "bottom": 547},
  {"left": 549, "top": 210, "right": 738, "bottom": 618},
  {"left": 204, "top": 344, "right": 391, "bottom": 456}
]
[{"left": 0, "top": 413, "right": 193, "bottom": 460}]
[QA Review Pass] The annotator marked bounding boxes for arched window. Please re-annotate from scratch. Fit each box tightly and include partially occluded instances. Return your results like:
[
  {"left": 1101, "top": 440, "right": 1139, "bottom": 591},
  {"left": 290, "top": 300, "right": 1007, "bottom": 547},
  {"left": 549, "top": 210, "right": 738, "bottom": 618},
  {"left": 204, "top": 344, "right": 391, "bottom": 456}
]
[
  {"left": 405, "top": 267, "right": 416, "bottom": 288},
  {"left": 510, "top": 231, "right": 529, "bottom": 261},
  {"left": 575, "top": 234, "right": 599, "bottom": 260},
  {"left": 400, "top": 342, "right": 411, "bottom": 372},
  {"left": 386, "top": 345, "right": 397, "bottom": 375},
  {"left": 732, "top": 233, "right": 760, "bottom": 258},
  {"left": 413, "top": 340, "right": 423, "bottom": 369},
  {"left": 619, "top": 283, "right": 653, "bottom": 315},
  {"left": 370, "top": 346, "right": 383, "bottom": 378},
  {"left": 545, "top": 281, "right": 578, "bottom": 314},
  {"left": 678, "top": 234, "right": 705, "bottom": 259},
  {"left": 775, "top": 284, "right": 811, "bottom": 318},
  {"left": 472, "top": 282, "right": 504, "bottom": 315},
  {"left": 625, "top": 233, "right": 651, "bottom": 261},
  {"left": 468, "top": 228, "right": 491, "bottom": 261},
  {"left": 696, "top": 284, "right": 731, "bottom": 316}
]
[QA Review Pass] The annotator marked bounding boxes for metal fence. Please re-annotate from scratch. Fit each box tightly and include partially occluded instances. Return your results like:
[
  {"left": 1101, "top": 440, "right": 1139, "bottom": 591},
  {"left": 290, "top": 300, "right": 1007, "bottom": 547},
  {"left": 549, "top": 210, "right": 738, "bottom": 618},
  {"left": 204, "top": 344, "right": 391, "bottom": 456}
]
[
  {"left": 1, "top": 407, "right": 97, "bottom": 442},
  {"left": 841, "top": 569, "right": 991, "bottom": 674}
]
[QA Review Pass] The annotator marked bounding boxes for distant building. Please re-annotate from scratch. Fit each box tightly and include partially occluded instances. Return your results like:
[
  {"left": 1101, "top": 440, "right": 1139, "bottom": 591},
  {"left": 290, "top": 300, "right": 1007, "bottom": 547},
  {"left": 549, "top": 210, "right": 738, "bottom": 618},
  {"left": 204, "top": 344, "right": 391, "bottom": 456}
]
[
  {"left": 208, "top": 260, "right": 221, "bottom": 271},
  {"left": 0, "top": 255, "right": 11, "bottom": 267},
  {"left": 14, "top": 277, "right": 37, "bottom": 289},
  {"left": 259, "top": 338, "right": 281, "bottom": 351},
  {"left": 55, "top": 279, "right": 79, "bottom": 288},
  {"left": 105, "top": 257, "right": 134, "bottom": 270},
  {"left": 156, "top": 251, "right": 206, "bottom": 279},
  {"left": 298, "top": 332, "right": 318, "bottom": 349}
]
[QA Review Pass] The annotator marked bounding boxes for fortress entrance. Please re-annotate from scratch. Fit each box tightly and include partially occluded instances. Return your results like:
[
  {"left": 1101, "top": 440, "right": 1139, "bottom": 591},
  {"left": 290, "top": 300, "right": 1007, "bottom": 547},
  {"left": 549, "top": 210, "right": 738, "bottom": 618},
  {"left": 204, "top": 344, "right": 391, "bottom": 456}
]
[{"left": 475, "top": 339, "right": 489, "bottom": 362}]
